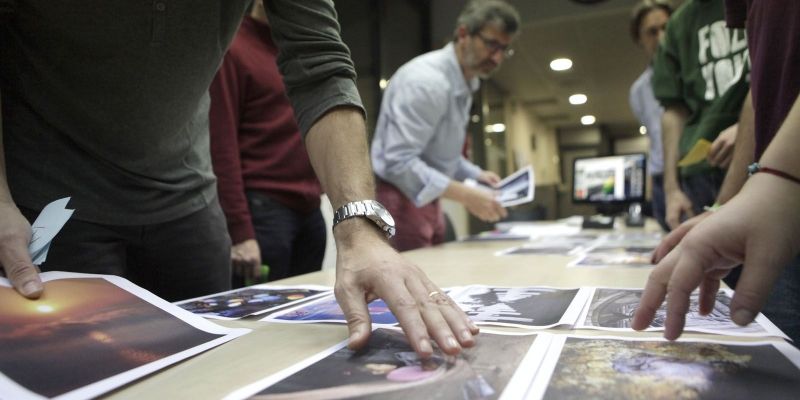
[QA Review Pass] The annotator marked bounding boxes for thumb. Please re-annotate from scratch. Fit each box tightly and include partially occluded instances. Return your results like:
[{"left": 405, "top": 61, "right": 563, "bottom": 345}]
[
  {"left": 1, "top": 249, "right": 43, "bottom": 298},
  {"left": 729, "top": 248, "right": 787, "bottom": 326},
  {"left": 336, "top": 288, "right": 372, "bottom": 350}
]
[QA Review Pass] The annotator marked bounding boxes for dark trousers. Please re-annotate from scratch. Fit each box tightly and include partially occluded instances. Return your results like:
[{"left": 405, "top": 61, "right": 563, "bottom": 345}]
[
  {"left": 246, "top": 192, "right": 325, "bottom": 282},
  {"left": 726, "top": 255, "right": 800, "bottom": 345},
  {"left": 21, "top": 201, "right": 232, "bottom": 302},
  {"left": 763, "top": 255, "right": 800, "bottom": 345},
  {"left": 681, "top": 169, "right": 725, "bottom": 215},
  {"left": 650, "top": 174, "right": 669, "bottom": 232}
]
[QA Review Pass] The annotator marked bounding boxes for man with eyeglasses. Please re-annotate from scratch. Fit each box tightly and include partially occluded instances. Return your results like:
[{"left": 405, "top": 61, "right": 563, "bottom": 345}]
[{"left": 371, "top": 0, "right": 519, "bottom": 251}]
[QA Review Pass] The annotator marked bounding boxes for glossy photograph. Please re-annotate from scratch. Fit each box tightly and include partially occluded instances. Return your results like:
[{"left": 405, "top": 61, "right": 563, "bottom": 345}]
[
  {"left": 0, "top": 272, "right": 249, "bottom": 400},
  {"left": 175, "top": 285, "right": 330, "bottom": 320},
  {"left": 226, "top": 328, "right": 545, "bottom": 400},
  {"left": 263, "top": 294, "right": 398, "bottom": 325},
  {"left": 531, "top": 336, "right": 800, "bottom": 400},
  {"left": 452, "top": 286, "right": 586, "bottom": 328},
  {"left": 578, "top": 288, "right": 785, "bottom": 337}
]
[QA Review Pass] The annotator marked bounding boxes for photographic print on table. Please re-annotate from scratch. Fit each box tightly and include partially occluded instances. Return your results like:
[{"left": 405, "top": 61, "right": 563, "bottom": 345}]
[
  {"left": 596, "top": 231, "right": 663, "bottom": 247},
  {"left": 586, "top": 244, "right": 656, "bottom": 255},
  {"left": 0, "top": 271, "right": 250, "bottom": 400},
  {"left": 463, "top": 229, "right": 531, "bottom": 242},
  {"left": 576, "top": 287, "right": 787, "bottom": 338},
  {"left": 568, "top": 251, "right": 653, "bottom": 268},
  {"left": 495, "top": 233, "right": 600, "bottom": 256},
  {"left": 451, "top": 286, "right": 589, "bottom": 328},
  {"left": 224, "top": 328, "right": 550, "bottom": 400},
  {"left": 527, "top": 335, "right": 800, "bottom": 400},
  {"left": 262, "top": 294, "right": 398, "bottom": 325},
  {"left": 174, "top": 285, "right": 331, "bottom": 320}
]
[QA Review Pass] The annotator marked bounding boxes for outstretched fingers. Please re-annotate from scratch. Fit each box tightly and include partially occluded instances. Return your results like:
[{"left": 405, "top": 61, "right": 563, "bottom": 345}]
[
  {"left": 335, "top": 285, "right": 373, "bottom": 351},
  {"left": 632, "top": 252, "right": 673, "bottom": 331},
  {"left": 407, "top": 278, "right": 477, "bottom": 353}
]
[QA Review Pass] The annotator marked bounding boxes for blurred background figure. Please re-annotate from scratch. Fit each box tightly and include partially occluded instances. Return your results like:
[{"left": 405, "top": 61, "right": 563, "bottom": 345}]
[
  {"left": 652, "top": 0, "right": 749, "bottom": 229},
  {"left": 628, "top": 0, "right": 673, "bottom": 232},
  {"left": 209, "top": 0, "right": 325, "bottom": 286},
  {"left": 371, "top": 0, "right": 520, "bottom": 251}
]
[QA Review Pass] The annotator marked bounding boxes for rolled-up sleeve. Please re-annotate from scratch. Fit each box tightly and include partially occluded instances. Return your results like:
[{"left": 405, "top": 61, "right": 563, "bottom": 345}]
[{"left": 264, "top": 0, "right": 365, "bottom": 137}]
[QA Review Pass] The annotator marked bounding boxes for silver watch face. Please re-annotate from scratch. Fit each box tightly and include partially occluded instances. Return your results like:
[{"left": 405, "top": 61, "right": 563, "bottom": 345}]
[{"left": 374, "top": 205, "right": 395, "bottom": 226}]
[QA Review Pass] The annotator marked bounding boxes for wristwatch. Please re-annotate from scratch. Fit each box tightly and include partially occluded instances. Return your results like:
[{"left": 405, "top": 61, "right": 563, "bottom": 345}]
[{"left": 332, "top": 200, "right": 396, "bottom": 238}]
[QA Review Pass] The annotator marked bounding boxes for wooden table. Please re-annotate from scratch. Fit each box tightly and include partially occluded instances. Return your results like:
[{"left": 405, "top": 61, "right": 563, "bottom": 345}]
[{"left": 107, "top": 221, "right": 764, "bottom": 399}]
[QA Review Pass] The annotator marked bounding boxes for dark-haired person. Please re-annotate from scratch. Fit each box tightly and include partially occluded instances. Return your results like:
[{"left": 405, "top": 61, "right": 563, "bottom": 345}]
[{"left": 371, "top": 0, "right": 519, "bottom": 251}]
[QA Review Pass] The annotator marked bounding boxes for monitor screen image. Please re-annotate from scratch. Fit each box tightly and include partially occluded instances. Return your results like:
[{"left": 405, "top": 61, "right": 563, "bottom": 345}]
[{"left": 572, "top": 153, "right": 646, "bottom": 204}]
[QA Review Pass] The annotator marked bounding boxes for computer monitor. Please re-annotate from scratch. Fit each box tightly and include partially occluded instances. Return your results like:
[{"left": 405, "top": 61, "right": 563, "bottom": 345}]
[{"left": 572, "top": 153, "right": 647, "bottom": 205}]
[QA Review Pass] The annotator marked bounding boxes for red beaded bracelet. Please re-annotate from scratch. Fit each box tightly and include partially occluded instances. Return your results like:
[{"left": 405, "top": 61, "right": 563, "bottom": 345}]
[{"left": 747, "top": 163, "right": 800, "bottom": 185}]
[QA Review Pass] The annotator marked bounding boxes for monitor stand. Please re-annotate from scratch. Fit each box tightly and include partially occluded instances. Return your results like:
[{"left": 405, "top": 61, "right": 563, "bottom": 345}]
[
  {"left": 582, "top": 214, "right": 615, "bottom": 229},
  {"left": 625, "top": 202, "right": 645, "bottom": 227}
]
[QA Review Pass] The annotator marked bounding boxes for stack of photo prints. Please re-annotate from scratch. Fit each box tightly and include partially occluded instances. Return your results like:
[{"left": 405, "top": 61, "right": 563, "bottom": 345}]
[
  {"left": 496, "top": 231, "right": 663, "bottom": 269},
  {"left": 3, "top": 274, "right": 800, "bottom": 399}
]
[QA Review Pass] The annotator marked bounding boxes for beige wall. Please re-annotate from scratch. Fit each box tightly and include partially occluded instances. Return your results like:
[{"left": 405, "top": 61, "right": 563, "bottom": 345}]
[{"left": 503, "top": 100, "right": 561, "bottom": 186}]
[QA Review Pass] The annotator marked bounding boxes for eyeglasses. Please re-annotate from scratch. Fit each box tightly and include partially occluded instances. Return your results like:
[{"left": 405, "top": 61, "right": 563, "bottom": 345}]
[{"left": 474, "top": 33, "right": 514, "bottom": 58}]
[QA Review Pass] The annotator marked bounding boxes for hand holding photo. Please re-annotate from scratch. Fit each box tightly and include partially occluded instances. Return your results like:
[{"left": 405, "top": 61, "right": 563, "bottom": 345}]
[{"left": 465, "top": 165, "right": 534, "bottom": 207}]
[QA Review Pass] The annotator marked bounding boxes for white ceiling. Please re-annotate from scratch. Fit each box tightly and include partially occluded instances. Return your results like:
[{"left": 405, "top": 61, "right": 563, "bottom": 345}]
[{"left": 450, "top": 0, "right": 683, "bottom": 138}]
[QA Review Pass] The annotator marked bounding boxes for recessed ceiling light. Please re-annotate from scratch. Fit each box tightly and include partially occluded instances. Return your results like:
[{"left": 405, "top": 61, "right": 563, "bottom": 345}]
[
  {"left": 639, "top": 126, "right": 647, "bottom": 135},
  {"left": 581, "top": 115, "right": 596, "bottom": 125},
  {"left": 550, "top": 58, "right": 573, "bottom": 71},
  {"left": 569, "top": 94, "right": 587, "bottom": 105},
  {"left": 484, "top": 123, "right": 506, "bottom": 133}
]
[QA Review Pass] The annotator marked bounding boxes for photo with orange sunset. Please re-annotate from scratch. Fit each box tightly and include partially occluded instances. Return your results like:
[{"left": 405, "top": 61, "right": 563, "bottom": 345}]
[{"left": 0, "top": 277, "right": 225, "bottom": 398}]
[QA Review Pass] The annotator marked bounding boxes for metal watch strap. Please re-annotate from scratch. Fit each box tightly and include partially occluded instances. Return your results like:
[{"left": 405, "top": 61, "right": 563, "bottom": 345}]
[{"left": 332, "top": 200, "right": 394, "bottom": 238}]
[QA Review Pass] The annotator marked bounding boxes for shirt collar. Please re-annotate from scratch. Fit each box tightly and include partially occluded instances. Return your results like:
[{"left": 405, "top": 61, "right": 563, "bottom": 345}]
[{"left": 443, "top": 42, "right": 480, "bottom": 96}]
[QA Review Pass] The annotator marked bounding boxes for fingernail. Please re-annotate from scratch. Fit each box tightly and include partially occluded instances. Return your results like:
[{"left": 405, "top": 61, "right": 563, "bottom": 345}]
[
  {"left": 468, "top": 320, "right": 479, "bottom": 331},
  {"left": 420, "top": 338, "right": 433, "bottom": 354},
  {"left": 461, "top": 329, "right": 473, "bottom": 342},
  {"left": 447, "top": 337, "right": 460, "bottom": 350},
  {"left": 732, "top": 309, "right": 756, "bottom": 325},
  {"left": 22, "top": 281, "right": 41, "bottom": 297}
]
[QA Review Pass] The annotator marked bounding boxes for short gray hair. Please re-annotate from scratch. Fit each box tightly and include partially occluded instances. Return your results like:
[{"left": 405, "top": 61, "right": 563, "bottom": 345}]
[{"left": 453, "top": 0, "right": 521, "bottom": 41}]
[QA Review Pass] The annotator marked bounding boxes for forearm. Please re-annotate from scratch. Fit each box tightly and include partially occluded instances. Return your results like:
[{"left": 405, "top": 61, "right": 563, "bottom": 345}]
[
  {"left": 759, "top": 94, "right": 800, "bottom": 176},
  {"left": 661, "top": 105, "right": 689, "bottom": 193},
  {"left": 717, "top": 91, "right": 754, "bottom": 204},
  {"left": 442, "top": 180, "right": 471, "bottom": 204},
  {"left": 304, "top": 107, "right": 378, "bottom": 242}
]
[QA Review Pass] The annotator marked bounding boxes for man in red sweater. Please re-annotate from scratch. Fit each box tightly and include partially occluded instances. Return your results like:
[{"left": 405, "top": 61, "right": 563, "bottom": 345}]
[{"left": 209, "top": 0, "right": 326, "bottom": 286}]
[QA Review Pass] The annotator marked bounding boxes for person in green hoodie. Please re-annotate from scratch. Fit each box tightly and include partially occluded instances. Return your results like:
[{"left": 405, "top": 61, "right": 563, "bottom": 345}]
[{"left": 652, "top": 0, "right": 750, "bottom": 229}]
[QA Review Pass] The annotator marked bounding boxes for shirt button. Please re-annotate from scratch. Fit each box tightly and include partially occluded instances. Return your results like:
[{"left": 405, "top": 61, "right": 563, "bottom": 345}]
[{"left": 155, "top": 2, "right": 166, "bottom": 11}]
